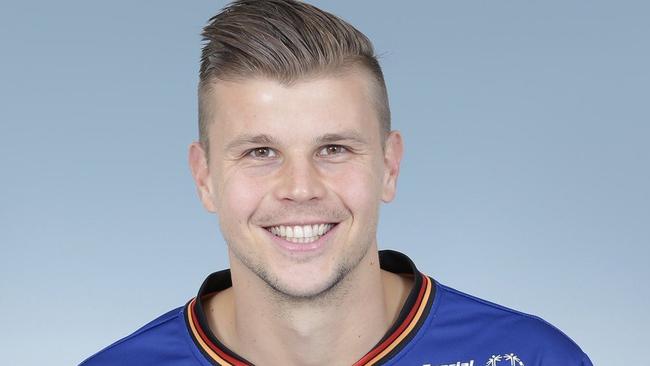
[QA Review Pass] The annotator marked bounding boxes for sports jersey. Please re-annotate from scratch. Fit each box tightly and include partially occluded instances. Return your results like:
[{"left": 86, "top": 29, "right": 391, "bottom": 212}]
[{"left": 80, "top": 250, "right": 592, "bottom": 366}]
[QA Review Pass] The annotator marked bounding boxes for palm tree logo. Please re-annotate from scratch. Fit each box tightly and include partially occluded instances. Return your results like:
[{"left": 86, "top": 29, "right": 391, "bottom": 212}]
[
  {"left": 504, "top": 353, "right": 524, "bottom": 366},
  {"left": 486, "top": 355, "right": 502, "bottom": 366}
]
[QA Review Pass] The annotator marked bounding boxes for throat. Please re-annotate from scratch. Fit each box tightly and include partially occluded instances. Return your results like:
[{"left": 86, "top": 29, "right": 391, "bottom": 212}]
[
  {"left": 203, "top": 251, "right": 415, "bottom": 365},
  {"left": 227, "top": 270, "right": 407, "bottom": 366}
]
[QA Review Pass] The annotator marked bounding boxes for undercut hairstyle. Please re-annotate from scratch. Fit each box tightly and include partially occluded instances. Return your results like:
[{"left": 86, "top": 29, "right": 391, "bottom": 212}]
[{"left": 198, "top": 0, "right": 391, "bottom": 156}]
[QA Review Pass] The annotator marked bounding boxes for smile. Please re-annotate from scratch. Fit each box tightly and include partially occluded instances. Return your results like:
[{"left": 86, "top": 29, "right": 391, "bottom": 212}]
[{"left": 265, "top": 223, "right": 335, "bottom": 243}]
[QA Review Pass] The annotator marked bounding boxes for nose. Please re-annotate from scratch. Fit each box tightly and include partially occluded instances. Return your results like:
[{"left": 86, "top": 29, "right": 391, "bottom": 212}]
[{"left": 274, "top": 156, "right": 326, "bottom": 203}]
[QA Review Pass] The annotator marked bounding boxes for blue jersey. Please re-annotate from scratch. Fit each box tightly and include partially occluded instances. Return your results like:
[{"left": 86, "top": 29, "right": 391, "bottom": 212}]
[{"left": 80, "top": 250, "right": 592, "bottom": 366}]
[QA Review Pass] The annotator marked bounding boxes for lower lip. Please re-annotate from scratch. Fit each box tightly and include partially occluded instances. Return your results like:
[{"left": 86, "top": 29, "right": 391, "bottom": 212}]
[{"left": 264, "top": 224, "right": 338, "bottom": 254}]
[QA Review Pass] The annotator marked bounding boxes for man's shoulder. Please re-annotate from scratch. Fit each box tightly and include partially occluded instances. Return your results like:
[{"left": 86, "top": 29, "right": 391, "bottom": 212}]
[
  {"left": 79, "top": 305, "right": 199, "bottom": 366},
  {"left": 409, "top": 281, "right": 592, "bottom": 365},
  {"left": 435, "top": 283, "right": 581, "bottom": 344}
]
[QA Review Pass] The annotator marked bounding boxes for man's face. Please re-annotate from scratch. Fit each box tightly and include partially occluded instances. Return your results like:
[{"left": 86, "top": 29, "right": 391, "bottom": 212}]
[{"left": 189, "top": 70, "right": 403, "bottom": 299}]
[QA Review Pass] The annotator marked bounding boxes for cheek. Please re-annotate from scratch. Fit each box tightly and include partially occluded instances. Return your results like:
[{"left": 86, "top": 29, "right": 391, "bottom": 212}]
[
  {"left": 216, "top": 170, "right": 268, "bottom": 228},
  {"left": 328, "top": 162, "right": 383, "bottom": 217}
]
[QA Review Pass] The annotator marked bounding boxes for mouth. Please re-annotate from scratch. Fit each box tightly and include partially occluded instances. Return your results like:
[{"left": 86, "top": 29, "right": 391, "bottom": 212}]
[{"left": 264, "top": 223, "right": 337, "bottom": 244}]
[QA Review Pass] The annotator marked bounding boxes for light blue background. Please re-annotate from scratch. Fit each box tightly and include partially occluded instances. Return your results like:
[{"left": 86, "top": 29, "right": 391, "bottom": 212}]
[{"left": 1, "top": 1, "right": 648, "bottom": 365}]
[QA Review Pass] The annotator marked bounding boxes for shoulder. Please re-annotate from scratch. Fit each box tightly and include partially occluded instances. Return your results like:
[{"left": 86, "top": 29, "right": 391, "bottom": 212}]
[
  {"left": 435, "top": 283, "right": 579, "bottom": 345},
  {"left": 420, "top": 282, "right": 592, "bottom": 365},
  {"left": 79, "top": 306, "right": 199, "bottom": 366}
]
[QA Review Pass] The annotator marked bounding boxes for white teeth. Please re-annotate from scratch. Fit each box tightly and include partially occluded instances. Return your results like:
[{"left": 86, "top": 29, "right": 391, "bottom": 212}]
[{"left": 267, "top": 223, "right": 334, "bottom": 242}]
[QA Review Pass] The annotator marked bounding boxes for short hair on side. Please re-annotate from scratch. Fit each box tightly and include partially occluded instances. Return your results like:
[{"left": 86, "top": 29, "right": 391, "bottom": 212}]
[{"left": 198, "top": 0, "right": 391, "bottom": 157}]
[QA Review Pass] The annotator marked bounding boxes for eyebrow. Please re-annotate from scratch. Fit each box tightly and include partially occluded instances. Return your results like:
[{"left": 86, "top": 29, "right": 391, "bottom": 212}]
[
  {"left": 224, "top": 134, "right": 281, "bottom": 151},
  {"left": 224, "top": 130, "right": 369, "bottom": 151},
  {"left": 314, "top": 131, "right": 369, "bottom": 145}
]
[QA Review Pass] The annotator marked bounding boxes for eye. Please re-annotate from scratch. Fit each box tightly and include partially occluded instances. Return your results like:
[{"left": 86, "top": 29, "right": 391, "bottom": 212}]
[
  {"left": 317, "top": 145, "right": 348, "bottom": 156},
  {"left": 247, "top": 147, "right": 277, "bottom": 159}
]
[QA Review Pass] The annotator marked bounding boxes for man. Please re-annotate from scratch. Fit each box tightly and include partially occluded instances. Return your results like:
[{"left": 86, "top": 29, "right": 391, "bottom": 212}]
[{"left": 81, "top": 1, "right": 592, "bottom": 365}]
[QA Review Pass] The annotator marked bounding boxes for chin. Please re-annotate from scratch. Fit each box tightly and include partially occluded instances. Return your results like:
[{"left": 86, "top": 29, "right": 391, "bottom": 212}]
[{"left": 262, "top": 264, "right": 352, "bottom": 301}]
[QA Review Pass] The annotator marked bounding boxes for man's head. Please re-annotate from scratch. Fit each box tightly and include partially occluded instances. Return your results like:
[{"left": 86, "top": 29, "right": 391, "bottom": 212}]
[
  {"left": 197, "top": 0, "right": 391, "bottom": 158},
  {"left": 189, "top": 0, "right": 403, "bottom": 301}
]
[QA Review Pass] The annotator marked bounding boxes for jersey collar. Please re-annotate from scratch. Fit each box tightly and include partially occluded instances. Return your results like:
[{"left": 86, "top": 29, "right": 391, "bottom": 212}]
[{"left": 184, "top": 250, "right": 436, "bottom": 366}]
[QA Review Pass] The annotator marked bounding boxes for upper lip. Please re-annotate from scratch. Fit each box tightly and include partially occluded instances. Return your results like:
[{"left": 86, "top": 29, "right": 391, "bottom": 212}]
[{"left": 262, "top": 221, "right": 339, "bottom": 227}]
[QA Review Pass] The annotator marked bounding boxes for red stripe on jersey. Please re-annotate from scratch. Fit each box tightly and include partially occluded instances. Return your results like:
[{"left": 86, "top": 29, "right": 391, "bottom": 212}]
[{"left": 353, "top": 274, "right": 429, "bottom": 366}]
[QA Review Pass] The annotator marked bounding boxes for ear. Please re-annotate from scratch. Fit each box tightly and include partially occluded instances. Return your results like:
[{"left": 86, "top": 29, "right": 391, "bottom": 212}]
[
  {"left": 381, "top": 130, "right": 404, "bottom": 203},
  {"left": 188, "top": 141, "right": 218, "bottom": 213}
]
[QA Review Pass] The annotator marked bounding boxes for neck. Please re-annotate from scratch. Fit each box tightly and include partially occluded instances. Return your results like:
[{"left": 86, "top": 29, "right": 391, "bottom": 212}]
[{"left": 205, "top": 249, "right": 412, "bottom": 366}]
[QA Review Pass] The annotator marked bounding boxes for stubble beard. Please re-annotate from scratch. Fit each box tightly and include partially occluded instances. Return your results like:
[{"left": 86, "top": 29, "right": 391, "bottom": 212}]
[
  {"left": 224, "top": 201, "right": 379, "bottom": 304},
  {"left": 228, "top": 230, "right": 375, "bottom": 305}
]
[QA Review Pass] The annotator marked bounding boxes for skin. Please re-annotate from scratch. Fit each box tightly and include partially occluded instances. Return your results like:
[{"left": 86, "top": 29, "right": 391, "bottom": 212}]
[{"left": 188, "top": 68, "right": 409, "bottom": 366}]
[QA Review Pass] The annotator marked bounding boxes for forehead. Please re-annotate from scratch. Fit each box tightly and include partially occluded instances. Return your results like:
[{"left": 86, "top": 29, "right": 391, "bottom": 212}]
[{"left": 203, "top": 71, "right": 382, "bottom": 147}]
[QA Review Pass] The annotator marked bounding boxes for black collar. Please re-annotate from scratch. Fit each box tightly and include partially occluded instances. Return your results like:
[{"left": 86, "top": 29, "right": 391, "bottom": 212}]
[{"left": 184, "top": 250, "right": 436, "bottom": 366}]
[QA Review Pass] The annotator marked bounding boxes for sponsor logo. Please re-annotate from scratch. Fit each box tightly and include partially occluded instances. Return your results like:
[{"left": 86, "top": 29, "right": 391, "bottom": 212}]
[
  {"left": 423, "top": 361, "right": 474, "bottom": 366},
  {"left": 424, "top": 353, "right": 524, "bottom": 366},
  {"left": 486, "top": 353, "right": 524, "bottom": 366}
]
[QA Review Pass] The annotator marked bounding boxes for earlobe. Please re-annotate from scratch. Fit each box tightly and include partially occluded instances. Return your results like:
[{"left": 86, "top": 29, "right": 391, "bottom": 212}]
[
  {"left": 188, "top": 142, "right": 218, "bottom": 212},
  {"left": 381, "top": 131, "right": 404, "bottom": 203}
]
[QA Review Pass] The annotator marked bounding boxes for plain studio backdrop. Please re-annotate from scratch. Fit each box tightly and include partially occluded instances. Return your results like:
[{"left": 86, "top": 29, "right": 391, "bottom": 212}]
[{"left": 1, "top": 1, "right": 648, "bottom": 365}]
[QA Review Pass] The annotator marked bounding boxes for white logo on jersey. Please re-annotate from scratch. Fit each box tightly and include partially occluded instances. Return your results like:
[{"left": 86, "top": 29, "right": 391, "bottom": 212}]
[
  {"left": 423, "top": 353, "right": 523, "bottom": 366},
  {"left": 486, "top": 353, "right": 524, "bottom": 366},
  {"left": 423, "top": 361, "right": 474, "bottom": 366}
]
